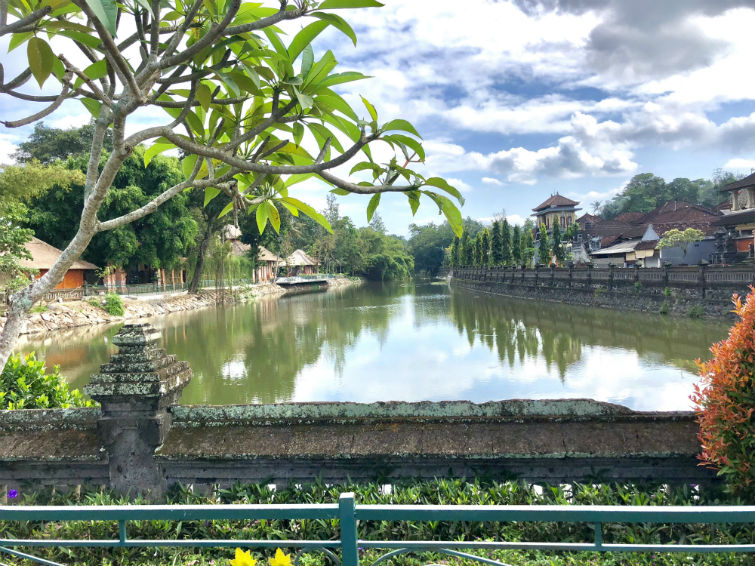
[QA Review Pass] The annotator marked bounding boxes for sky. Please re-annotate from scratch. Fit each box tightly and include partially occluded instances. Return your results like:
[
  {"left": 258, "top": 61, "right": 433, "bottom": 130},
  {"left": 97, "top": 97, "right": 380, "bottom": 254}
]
[{"left": 1, "top": 0, "right": 754, "bottom": 236}]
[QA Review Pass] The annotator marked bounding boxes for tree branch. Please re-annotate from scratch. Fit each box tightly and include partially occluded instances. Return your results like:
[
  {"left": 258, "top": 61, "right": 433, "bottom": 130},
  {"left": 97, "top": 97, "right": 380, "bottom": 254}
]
[
  {"left": 0, "top": 70, "right": 73, "bottom": 128},
  {"left": 160, "top": 0, "right": 241, "bottom": 69},
  {"left": 0, "top": 5, "right": 50, "bottom": 35},
  {"left": 317, "top": 170, "right": 418, "bottom": 194}
]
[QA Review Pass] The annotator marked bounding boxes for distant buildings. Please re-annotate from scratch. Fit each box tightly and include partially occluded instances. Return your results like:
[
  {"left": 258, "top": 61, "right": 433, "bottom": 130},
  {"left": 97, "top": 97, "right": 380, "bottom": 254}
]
[{"left": 530, "top": 185, "right": 754, "bottom": 267}]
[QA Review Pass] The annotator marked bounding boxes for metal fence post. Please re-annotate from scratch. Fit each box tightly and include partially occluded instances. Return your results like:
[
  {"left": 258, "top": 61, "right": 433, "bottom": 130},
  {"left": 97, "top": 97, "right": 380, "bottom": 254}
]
[{"left": 339, "top": 492, "right": 359, "bottom": 566}]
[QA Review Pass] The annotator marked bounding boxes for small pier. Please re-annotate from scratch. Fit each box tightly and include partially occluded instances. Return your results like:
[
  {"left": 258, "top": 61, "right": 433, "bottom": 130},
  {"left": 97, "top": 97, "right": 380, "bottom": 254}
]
[{"left": 275, "top": 276, "right": 330, "bottom": 294}]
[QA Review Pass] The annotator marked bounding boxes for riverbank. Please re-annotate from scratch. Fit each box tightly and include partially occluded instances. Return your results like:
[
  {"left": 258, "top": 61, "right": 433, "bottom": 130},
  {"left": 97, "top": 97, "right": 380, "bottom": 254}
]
[{"left": 2, "top": 277, "right": 359, "bottom": 336}]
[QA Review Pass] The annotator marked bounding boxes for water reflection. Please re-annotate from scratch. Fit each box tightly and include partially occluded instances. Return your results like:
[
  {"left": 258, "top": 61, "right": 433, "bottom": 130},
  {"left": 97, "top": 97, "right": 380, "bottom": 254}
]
[{"left": 17, "top": 282, "right": 729, "bottom": 410}]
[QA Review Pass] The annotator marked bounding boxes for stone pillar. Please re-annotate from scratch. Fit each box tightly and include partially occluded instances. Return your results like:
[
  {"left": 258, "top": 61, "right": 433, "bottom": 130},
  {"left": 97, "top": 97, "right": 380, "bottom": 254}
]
[{"left": 85, "top": 324, "right": 192, "bottom": 496}]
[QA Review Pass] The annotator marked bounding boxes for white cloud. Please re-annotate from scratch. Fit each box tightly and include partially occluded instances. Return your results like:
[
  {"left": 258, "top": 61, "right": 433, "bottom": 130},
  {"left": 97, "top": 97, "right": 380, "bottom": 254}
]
[
  {"left": 482, "top": 177, "right": 504, "bottom": 186},
  {"left": 723, "top": 158, "right": 755, "bottom": 171},
  {"left": 0, "top": 134, "right": 18, "bottom": 164},
  {"left": 445, "top": 178, "right": 474, "bottom": 193}
]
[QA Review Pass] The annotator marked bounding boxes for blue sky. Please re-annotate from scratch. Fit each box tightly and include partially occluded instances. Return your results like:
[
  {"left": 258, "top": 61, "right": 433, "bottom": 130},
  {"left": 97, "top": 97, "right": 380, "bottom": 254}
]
[{"left": 1, "top": 0, "right": 753, "bottom": 236}]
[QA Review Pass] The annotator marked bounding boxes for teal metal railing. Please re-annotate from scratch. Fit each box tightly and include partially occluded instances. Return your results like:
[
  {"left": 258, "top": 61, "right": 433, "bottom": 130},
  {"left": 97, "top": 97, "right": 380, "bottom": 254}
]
[{"left": 1, "top": 493, "right": 753, "bottom": 566}]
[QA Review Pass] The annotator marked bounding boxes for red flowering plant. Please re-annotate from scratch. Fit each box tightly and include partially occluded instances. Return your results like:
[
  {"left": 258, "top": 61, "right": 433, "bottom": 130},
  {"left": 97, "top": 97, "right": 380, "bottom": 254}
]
[{"left": 691, "top": 285, "right": 755, "bottom": 498}]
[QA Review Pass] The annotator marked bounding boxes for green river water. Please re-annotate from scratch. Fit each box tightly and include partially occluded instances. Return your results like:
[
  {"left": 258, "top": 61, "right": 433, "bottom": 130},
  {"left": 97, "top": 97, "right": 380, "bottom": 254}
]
[{"left": 18, "top": 282, "right": 730, "bottom": 410}]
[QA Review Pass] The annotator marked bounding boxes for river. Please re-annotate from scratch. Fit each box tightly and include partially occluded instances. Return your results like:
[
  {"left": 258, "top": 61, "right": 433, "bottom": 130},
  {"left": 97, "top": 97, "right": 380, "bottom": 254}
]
[{"left": 17, "top": 281, "right": 730, "bottom": 410}]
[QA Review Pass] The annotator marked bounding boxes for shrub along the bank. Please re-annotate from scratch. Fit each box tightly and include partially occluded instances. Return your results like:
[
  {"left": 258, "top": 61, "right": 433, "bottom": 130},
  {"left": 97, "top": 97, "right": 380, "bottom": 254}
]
[
  {"left": 693, "top": 286, "right": 755, "bottom": 499},
  {"left": 0, "top": 352, "right": 95, "bottom": 409},
  {"left": 1, "top": 480, "right": 751, "bottom": 566}
]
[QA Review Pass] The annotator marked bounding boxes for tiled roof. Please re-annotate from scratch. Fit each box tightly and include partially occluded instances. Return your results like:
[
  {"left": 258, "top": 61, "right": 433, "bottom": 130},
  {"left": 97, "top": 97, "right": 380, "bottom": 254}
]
[
  {"left": 720, "top": 172, "right": 755, "bottom": 192},
  {"left": 635, "top": 240, "right": 659, "bottom": 251},
  {"left": 533, "top": 193, "right": 579, "bottom": 212},
  {"left": 614, "top": 212, "right": 645, "bottom": 224}
]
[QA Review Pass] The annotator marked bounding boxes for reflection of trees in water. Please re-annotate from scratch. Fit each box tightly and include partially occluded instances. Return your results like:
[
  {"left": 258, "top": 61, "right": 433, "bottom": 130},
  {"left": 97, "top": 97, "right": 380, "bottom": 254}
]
[
  {"left": 450, "top": 289, "right": 728, "bottom": 379},
  {"left": 171, "top": 284, "right": 404, "bottom": 405}
]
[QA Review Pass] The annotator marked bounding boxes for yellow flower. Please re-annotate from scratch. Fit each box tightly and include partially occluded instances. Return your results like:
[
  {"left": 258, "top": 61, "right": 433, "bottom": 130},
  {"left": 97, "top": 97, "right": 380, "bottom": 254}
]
[
  {"left": 268, "top": 548, "right": 292, "bottom": 566},
  {"left": 230, "top": 547, "right": 256, "bottom": 566}
]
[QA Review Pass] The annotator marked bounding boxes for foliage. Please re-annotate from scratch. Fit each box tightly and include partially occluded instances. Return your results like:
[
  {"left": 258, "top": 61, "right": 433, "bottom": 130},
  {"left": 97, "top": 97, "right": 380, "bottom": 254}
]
[
  {"left": 1, "top": 480, "right": 751, "bottom": 565},
  {"left": 656, "top": 228, "right": 705, "bottom": 258},
  {"left": 461, "top": 232, "right": 473, "bottom": 266},
  {"left": 407, "top": 221, "right": 455, "bottom": 275},
  {"left": 501, "top": 219, "right": 512, "bottom": 266},
  {"left": 692, "top": 287, "right": 755, "bottom": 499},
  {"left": 0, "top": 202, "right": 35, "bottom": 292},
  {"left": 0, "top": 353, "right": 95, "bottom": 409},
  {"left": 103, "top": 293, "right": 125, "bottom": 316},
  {"left": 473, "top": 232, "right": 484, "bottom": 266},
  {"left": 13, "top": 121, "right": 113, "bottom": 164},
  {"left": 659, "top": 301, "right": 670, "bottom": 315},
  {"left": 512, "top": 225, "right": 522, "bottom": 265},
  {"left": 480, "top": 229, "right": 490, "bottom": 266},
  {"left": 537, "top": 224, "right": 550, "bottom": 265},
  {"left": 599, "top": 172, "right": 744, "bottom": 219},
  {"left": 448, "top": 237, "right": 460, "bottom": 267},
  {"left": 490, "top": 221, "right": 503, "bottom": 266},
  {"left": 521, "top": 220, "right": 536, "bottom": 267},
  {"left": 551, "top": 221, "right": 565, "bottom": 265},
  {"left": 0, "top": 159, "right": 85, "bottom": 205}
]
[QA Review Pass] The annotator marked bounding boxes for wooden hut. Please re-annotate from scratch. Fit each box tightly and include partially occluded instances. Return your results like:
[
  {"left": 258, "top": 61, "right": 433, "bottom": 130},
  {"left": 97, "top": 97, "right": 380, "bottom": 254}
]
[
  {"left": 20, "top": 237, "right": 98, "bottom": 289},
  {"left": 284, "top": 249, "right": 319, "bottom": 276}
]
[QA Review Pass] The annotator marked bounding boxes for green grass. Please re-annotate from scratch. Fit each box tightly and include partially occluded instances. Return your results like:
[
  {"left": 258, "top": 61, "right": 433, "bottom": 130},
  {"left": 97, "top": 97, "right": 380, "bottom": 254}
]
[{"left": 0, "top": 480, "right": 752, "bottom": 565}]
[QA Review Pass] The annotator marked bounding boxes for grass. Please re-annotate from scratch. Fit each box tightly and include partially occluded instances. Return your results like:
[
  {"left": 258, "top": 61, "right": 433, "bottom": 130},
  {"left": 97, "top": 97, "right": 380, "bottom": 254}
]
[{"left": 0, "top": 480, "right": 752, "bottom": 566}]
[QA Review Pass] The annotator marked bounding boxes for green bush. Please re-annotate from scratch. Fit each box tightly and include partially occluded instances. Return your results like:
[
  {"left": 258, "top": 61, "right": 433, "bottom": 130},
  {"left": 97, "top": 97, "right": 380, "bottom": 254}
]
[
  {"left": 29, "top": 304, "right": 48, "bottom": 313},
  {"left": 103, "top": 293, "right": 125, "bottom": 316},
  {"left": 664, "top": 286, "right": 672, "bottom": 297},
  {"left": 634, "top": 281, "right": 642, "bottom": 293},
  {"left": 0, "top": 353, "right": 96, "bottom": 409},
  {"left": 659, "top": 300, "right": 670, "bottom": 315}
]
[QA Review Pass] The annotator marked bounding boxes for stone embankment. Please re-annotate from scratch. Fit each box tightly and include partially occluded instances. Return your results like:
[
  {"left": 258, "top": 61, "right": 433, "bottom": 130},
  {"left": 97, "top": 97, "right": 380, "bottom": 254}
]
[{"left": 2, "top": 277, "right": 359, "bottom": 336}]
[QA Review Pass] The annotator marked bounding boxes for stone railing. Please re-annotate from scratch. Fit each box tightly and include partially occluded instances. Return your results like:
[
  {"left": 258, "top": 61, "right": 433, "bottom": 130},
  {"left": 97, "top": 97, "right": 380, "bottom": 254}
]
[{"left": 0, "top": 324, "right": 716, "bottom": 496}]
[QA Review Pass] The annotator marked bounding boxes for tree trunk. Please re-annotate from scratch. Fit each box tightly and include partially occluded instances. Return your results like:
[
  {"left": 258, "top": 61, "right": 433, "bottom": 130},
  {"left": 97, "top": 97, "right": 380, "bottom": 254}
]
[{"left": 188, "top": 228, "right": 212, "bottom": 294}]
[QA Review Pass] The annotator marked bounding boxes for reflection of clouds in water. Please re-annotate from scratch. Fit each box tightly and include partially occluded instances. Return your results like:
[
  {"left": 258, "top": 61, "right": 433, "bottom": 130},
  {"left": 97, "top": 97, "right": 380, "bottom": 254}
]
[{"left": 220, "top": 355, "right": 247, "bottom": 381}]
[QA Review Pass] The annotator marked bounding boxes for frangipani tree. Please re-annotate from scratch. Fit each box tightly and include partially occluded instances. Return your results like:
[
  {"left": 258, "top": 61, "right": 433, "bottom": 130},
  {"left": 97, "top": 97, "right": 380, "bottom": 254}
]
[
  {"left": 655, "top": 228, "right": 705, "bottom": 258},
  {"left": 0, "top": 0, "right": 464, "bottom": 371}
]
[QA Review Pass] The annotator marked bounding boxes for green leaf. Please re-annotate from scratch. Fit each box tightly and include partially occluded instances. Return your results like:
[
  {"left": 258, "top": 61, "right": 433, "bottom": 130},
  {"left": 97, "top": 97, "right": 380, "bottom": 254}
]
[
  {"left": 9, "top": 32, "right": 33, "bottom": 52},
  {"left": 288, "top": 20, "right": 329, "bottom": 62},
  {"left": 28, "top": 37, "right": 55, "bottom": 87},
  {"left": 182, "top": 154, "right": 198, "bottom": 178},
  {"left": 143, "top": 142, "right": 174, "bottom": 167},
  {"left": 330, "top": 188, "right": 350, "bottom": 196},
  {"left": 85, "top": 0, "right": 118, "bottom": 36},
  {"left": 293, "top": 122, "right": 304, "bottom": 145},
  {"left": 312, "top": 12, "right": 357, "bottom": 46},
  {"left": 318, "top": 0, "right": 383, "bottom": 8},
  {"left": 83, "top": 59, "right": 108, "bottom": 80},
  {"left": 315, "top": 71, "right": 369, "bottom": 91},
  {"left": 196, "top": 83, "right": 212, "bottom": 111},
  {"left": 350, "top": 161, "right": 382, "bottom": 176},
  {"left": 59, "top": 30, "right": 102, "bottom": 48},
  {"left": 300, "top": 44, "right": 314, "bottom": 78},
  {"left": 302, "top": 49, "right": 337, "bottom": 89},
  {"left": 80, "top": 97, "right": 102, "bottom": 118},
  {"left": 133, "top": 0, "right": 154, "bottom": 16},
  {"left": 366, "top": 193, "right": 380, "bottom": 222},
  {"left": 425, "top": 177, "right": 464, "bottom": 204},
  {"left": 315, "top": 91, "right": 358, "bottom": 121},
  {"left": 360, "top": 95, "right": 378, "bottom": 122},
  {"left": 426, "top": 192, "right": 463, "bottom": 237},
  {"left": 218, "top": 200, "right": 234, "bottom": 219},
  {"left": 255, "top": 201, "right": 270, "bottom": 232},
  {"left": 406, "top": 190, "right": 421, "bottom": 215},
  {"left": 295, "top": 90, "right": 314, "bottom": 110},
  {"left": 204, "top": 187, "right": 221, "bottom": 207},
  {"left": 382, "top": 118, "right": 421, "bottom": 139},
  {"left": 282, "top": 197, "right": 333, "bottom": 233},
  {"left": 384, "top": 134, "right": 425, "bottom": 161},
  {"left": 265, "top": 201, "right": 281, "bottom": 233}
]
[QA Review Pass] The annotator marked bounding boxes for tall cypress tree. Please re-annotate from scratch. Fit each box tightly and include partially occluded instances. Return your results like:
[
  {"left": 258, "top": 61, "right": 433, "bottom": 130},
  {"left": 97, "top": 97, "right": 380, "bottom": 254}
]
[
  {"left": 501, "top": 219, "right": 512, "bottom": 266},
  {"left": 481, "top": 229, "right": 491, "bottom": 266},
  {"left": 551, "top": 222, "right": 565, "bottom": 265},
  {"left": 474, "top": 232, "right": 483, "bottom": 266},
  {"left": 537, "top": 224, "right": 551, "bottom": 265},
  {"left": 512, "top": 225, "right": 522, "bottom": 265},
  {"left": 522, "top": 224, "right": 535, "bottom": 267},
  {"left": 449, "top": 237, "right": 459, "bottom": 267},
  {"left": 491, "top": 221, "right": 503, "bottom": 266},
  {"left": 462, "top": 232, "right": 473, "bottom": 265}
]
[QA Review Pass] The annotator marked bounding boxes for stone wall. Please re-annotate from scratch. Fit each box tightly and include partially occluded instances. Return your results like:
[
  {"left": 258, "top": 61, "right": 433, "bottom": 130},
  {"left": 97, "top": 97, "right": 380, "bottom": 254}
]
[
  {"left": 0, "top": 324, "right": 715, "bottom": 496},
  {"left": 452, "top": 266, "right": 754, "bottom": 318}
]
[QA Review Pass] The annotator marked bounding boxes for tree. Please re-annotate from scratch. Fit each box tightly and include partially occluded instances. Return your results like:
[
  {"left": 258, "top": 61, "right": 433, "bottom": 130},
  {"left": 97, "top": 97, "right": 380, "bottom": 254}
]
[
  {"left": 0, "top": 0, "right": 463, "bottom": 372},
  {"left": 449, "top": 237, "right": 460, "bottom": 267},
  {"left": 13, "top": 121, "right": 113, "bottom": 164},
  {"left": 480, "top": 229, "right": 490, "bottom": 266},
  {"left": 490, "top": 221, "right": 503, "bottom": 266},
  {"left": 501, "top": 219, "right": 512, "bottom": 266},
  {"left": 473, "top": 233, "right": 483, "bottom": 266},
  {"left": 0, "top": 203, "right": 34, "bottom": 293},
  {"left": 461, "top": 232, "right": 473, "bottom": 266},
  {"left": 521, "top": 220, "right": 536, "bottom": 267},
  {"left": 511, "top": 225, "right": 522, "bottom": 266},
  {"left": 407, "top": 222, "right": 455, "bottom": 275},
  {"left": 551, "top": 221, "right": 565, "bottom": 265},
  {"left": 655, "top": 228, "right": 705, "bottom": 258},
  {"left": 537, "top": 224, "right": 551, "bottom": 265}
]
